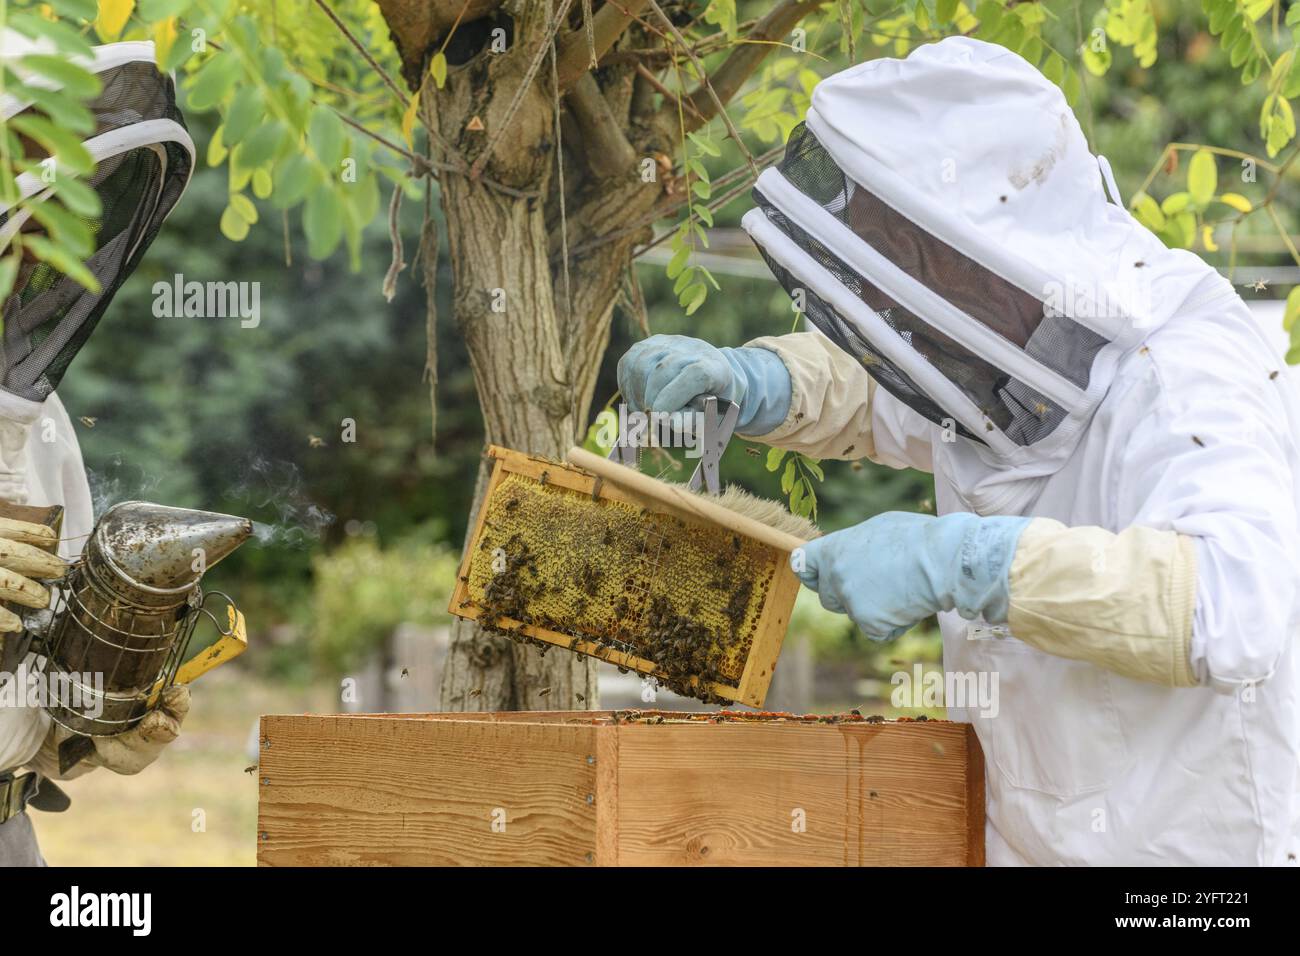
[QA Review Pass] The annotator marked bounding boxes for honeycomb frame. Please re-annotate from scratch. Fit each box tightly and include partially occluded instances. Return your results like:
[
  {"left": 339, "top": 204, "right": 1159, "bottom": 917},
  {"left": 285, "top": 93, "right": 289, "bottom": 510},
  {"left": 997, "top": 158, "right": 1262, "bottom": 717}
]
[{"left": 448, "top": 446, "right": 802, "bottom": 707}]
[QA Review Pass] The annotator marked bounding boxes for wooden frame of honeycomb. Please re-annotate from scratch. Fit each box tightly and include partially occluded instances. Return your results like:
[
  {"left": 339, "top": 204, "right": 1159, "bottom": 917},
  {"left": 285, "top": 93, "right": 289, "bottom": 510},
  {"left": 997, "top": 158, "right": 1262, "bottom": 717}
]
[{"left": 448, "top": 446, "right": 803, "bottom": 707}]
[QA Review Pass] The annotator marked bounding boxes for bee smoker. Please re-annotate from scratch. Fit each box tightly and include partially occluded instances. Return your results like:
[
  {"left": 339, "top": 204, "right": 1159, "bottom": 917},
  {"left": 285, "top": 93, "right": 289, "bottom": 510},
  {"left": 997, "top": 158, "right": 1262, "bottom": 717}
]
[{"left": 26, "top": 501, "right": 253, "bottom": 770}]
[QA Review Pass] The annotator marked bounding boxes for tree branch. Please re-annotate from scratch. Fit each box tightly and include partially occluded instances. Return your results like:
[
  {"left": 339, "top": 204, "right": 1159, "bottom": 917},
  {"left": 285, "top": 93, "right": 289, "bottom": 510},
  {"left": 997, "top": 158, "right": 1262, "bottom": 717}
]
[
  {"left": 648, "top": 0, "right": 756, "bottom": 177},
  {"left": 660, "top": 0, "right": 829, "bottom": 136},
  {"left": 555, "top": 0, "right": 651, "bottom": 92},
  {"left": 566, "top": 73, "right": 638, "bottom": 178}
]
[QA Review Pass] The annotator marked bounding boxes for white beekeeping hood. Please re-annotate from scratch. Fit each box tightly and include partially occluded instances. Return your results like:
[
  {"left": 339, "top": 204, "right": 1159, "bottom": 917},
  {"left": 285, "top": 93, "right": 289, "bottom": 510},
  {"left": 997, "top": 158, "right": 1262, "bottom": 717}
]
[{"left": 743, "top": 37, "right": 1226, "bottom": 509}]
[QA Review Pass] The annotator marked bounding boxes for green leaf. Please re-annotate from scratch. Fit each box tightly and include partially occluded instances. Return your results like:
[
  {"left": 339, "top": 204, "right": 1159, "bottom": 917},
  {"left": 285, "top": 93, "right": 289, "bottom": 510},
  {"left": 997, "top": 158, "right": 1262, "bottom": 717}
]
[
  {"left": 9, "top": 115, "right": 94, "bottom": 174},
  {"left": 1130, "top": 192, "right": 1166, "bottom": 230},
  {"left": 238, "top": 120, "right": 286, "bottom": 169},
  {"left": 781, "top": 459, "right": 796, "bottom": 494},
  {"left": 686, "top": 131, "right": 721, "bottom": 157},
  {"left": 26, "top": 197, "right": 95, "bottom": 258},
  {"left": 1160, "top": 191, "right": 1192, "bottom": 215},
  {"left": 270, "top": 153, "right": 313, "bottom": 208},
  {"left": 17, "top": 55, "right": 102, "bottom": 99},
  {"left": 308, "top": 106, "right": 346, "bottom": 166},
  {"left": 1217, "top": 192, "right": 1252, "bottom": 213},
  {"left": 1187, "top": 150, "right": 1217, "bottom": 206},
  {"left": 682, "top": 283, "right": 707, "bottom": 315},
  {"left": 765, "top": 446, "right": 787, "bottom": 472},
  {"left": 219, "top": 204, "right": 251, "bottom": 241},
  {"left": 8, "top": 12, "right": 96, "bottom": 58},
  {"left": 47, "top": 0, "right": 99, "bottom": 19},
  {"left": 22, "top": 235, "right": 100, "bottom": 292},
  {"left": 1062, "top": 65, "right": 1082, "bottom": 108},
  {"left": 303, "top": 183, "right": 343, "bottom": 259},
  {"left": 207, "top": 124, "right": 228, "bottom": 167},
  {"left": 1041, "top": 50, "right": 1065, "bottom": 86},
  {"left": 1284, "top": 286, "right": 1300, "bottom": 332},
  {"left": 800, "top": 456, "right": 825, "bottom": 481},
  {"left": 1284, "top": 52, "right": 1300, "bottom": 98},
  {"left": 973, "top": 0, "right": 1004, "bottom": 35},
  {"left": 140, "top": 0, "right": 193, "bottom": 18},
  {"left": 186, "top": 54, "right": 241, "bottom": 111},
  {"left": 252, "top": 168, "right": 273, "bottom": 200},
  {"left": 222, "top": 85, "right": 263, "bottom": 146},
  {"left": 789, "top": 480, "right": 805, "bottom": 515},
  {"left": 10, "top": 83, "right": 96, "bottom": 134},
  {"left": 0, "top": 255, "right": 18, "bottom": 303},
  {"left": 665, "top": 242, "right": 690, "bottom": 280},
  {"left": 228, "top": 192, "right": 258, "bottom": 224},
  {"left": 429, "top": 52, "right": 448, "bottom": 89},
  {"left": 1082, "top": 43, "right": 1111, "bottom": 77},
  {"left": 48, "top": 175, "right": 101, "bottom": 218}
]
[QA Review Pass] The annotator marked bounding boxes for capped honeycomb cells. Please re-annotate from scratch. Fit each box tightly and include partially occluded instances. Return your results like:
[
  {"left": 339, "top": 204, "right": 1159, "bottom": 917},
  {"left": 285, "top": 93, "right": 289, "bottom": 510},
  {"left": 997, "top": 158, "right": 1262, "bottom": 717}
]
[{"left": 465, "top": 472, "right": 779, "bottom": 695}]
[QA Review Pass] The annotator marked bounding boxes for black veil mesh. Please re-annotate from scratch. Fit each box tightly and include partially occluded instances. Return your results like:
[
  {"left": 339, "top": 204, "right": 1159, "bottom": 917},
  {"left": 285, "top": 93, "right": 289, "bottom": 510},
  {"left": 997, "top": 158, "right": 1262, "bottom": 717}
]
[
  {"left": 751, "top": 122, "right": 1111, "bottom": 447},
  {"left": 1, "top": 59, "right": 190, "bottom": 401}
]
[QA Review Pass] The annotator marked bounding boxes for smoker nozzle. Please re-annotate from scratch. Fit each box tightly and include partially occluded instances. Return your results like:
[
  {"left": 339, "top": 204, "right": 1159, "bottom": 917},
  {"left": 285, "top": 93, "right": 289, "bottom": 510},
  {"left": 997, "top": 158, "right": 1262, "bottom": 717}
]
[{"left": 95, "top": 501, "right": 254, "bottom": 590}]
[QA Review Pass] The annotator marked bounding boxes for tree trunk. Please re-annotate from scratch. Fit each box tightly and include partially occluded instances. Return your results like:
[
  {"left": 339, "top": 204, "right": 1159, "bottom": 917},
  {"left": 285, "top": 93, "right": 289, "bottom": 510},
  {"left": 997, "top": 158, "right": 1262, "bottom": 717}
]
[
  {"left": 428, "top": 7, "right": 622, "bottom": 712},
  {"left": 370, "top": 0, "right": 807, "bottom": 712},
  {"left": 435, "top": 173, "right": 603, "bottom": 711}
]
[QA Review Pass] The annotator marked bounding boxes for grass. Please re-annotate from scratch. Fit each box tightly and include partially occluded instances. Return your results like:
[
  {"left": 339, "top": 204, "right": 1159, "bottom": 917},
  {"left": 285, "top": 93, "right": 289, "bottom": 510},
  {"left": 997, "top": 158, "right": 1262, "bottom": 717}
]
[{"left": 33, "top": 668, "right": 331, "bottom": 867}]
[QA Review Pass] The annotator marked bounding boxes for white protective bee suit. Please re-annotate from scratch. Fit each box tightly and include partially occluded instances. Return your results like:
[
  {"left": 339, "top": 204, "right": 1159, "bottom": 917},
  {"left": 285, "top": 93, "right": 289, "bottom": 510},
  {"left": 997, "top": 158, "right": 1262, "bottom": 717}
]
[
  {"left": 741, "top": 37, "right": 1300, "bottom": 864},
  {"left": 0, "top": 33, "right": 194, "bottom": 864}
]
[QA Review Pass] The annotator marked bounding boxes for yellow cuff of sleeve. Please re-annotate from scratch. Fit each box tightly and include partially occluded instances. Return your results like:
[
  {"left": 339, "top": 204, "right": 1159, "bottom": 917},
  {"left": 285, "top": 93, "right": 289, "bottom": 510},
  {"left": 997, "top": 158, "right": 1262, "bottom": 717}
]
[{"left": 1007, "top": 518, "right": 1198, "bottom": 688}]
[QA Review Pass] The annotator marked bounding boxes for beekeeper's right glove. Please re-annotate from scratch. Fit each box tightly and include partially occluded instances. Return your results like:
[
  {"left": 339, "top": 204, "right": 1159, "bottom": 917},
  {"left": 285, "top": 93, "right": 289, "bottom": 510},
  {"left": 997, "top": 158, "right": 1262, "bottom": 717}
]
[
  {"left": 618, "top": 334, "right": 792, "bottom": 436},
  {"left": 794, "top": 511, "right": 1032, "bottom": 641}
]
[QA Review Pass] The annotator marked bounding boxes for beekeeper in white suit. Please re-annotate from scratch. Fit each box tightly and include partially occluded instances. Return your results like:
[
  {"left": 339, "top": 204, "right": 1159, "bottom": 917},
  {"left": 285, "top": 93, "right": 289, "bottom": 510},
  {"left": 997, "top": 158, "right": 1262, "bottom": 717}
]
[
  {"left": 620, "top": 37, "right": 1300, "bottom": 865},
  {"left": 0, "top": 34, "right": 195, "bottom": 865}
]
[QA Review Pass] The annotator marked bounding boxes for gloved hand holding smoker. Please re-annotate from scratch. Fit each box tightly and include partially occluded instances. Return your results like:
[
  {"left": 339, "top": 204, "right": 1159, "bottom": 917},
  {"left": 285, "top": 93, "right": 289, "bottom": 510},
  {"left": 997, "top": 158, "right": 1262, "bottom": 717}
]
[
  {"left": 0, "top": 32, "right": 211, "bottom": 865},
  {"left": 619, "top": 38, "right": 1300, "bottom": 865}
]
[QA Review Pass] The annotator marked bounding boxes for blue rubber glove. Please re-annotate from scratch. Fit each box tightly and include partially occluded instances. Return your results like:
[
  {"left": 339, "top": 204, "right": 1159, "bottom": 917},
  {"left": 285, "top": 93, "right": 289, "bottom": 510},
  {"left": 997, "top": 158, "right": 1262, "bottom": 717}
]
[
  {"left": 617, "top": 334, "right": 792, "bottom": 436},
  {"left": 793, "top": 512, "right": 1033, "bottom": 641}
]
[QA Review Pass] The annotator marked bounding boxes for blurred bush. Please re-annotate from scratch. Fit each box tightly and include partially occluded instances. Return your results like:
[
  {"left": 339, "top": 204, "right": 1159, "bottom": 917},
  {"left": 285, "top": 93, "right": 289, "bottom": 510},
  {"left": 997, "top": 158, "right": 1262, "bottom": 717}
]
[{"left": 310, "top": 532, "right": 459, "bottom": 673}]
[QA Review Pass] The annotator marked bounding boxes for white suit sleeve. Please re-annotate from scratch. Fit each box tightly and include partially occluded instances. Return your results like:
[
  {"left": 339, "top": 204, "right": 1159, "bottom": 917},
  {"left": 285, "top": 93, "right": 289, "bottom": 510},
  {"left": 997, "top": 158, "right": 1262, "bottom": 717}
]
[
  {"left": 1121, "top": 354, "right": 1300, "bottom": 692},
  {"left": 1101, "top": 346, "right": 1297, "bottom": 691},
  {"left": 745, "top": 331, "right": 934, "bottom": 472},
  {"left": 1005, "top": 339, "right": 1299, "bottom": 692}
]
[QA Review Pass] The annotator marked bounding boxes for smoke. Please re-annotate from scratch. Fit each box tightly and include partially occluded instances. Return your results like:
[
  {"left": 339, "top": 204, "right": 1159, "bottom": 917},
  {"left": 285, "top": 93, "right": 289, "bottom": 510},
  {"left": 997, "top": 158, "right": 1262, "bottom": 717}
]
[
  {"left": 226, "top": 455, "right": 335, "bottom": 548},
  {"left": 85, "top": 453, "right": 335, "bottom": 550},
  {"left": 85, "top": 454, "right": 166, "bottom": 517}
]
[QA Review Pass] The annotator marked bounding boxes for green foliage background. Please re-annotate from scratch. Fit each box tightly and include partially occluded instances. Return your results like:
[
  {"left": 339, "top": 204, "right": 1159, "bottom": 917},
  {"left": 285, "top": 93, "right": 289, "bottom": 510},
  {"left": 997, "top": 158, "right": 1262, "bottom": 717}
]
[{"left": 6, "top": 0, "right": 1300, "bottom": 676}]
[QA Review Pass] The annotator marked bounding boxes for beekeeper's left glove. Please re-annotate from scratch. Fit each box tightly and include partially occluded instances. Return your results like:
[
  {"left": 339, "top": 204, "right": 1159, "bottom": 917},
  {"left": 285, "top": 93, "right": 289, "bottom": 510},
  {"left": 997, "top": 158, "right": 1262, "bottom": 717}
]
[
  {"left": 793, "top": 511, "right": 1032, "bottom": 641},
  {"left": 0, "top": 514, "right": 65, "bottom": 634},
  {"left": 31, "top": 685, "right": 190, "bottom": 779}
]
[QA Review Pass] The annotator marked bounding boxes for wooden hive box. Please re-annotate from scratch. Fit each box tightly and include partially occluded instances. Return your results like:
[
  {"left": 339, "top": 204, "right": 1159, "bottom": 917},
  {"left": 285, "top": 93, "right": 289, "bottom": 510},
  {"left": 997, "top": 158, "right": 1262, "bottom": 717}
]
[{"left": 256, "top": 712, "right": 985, "bottom": 866}]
